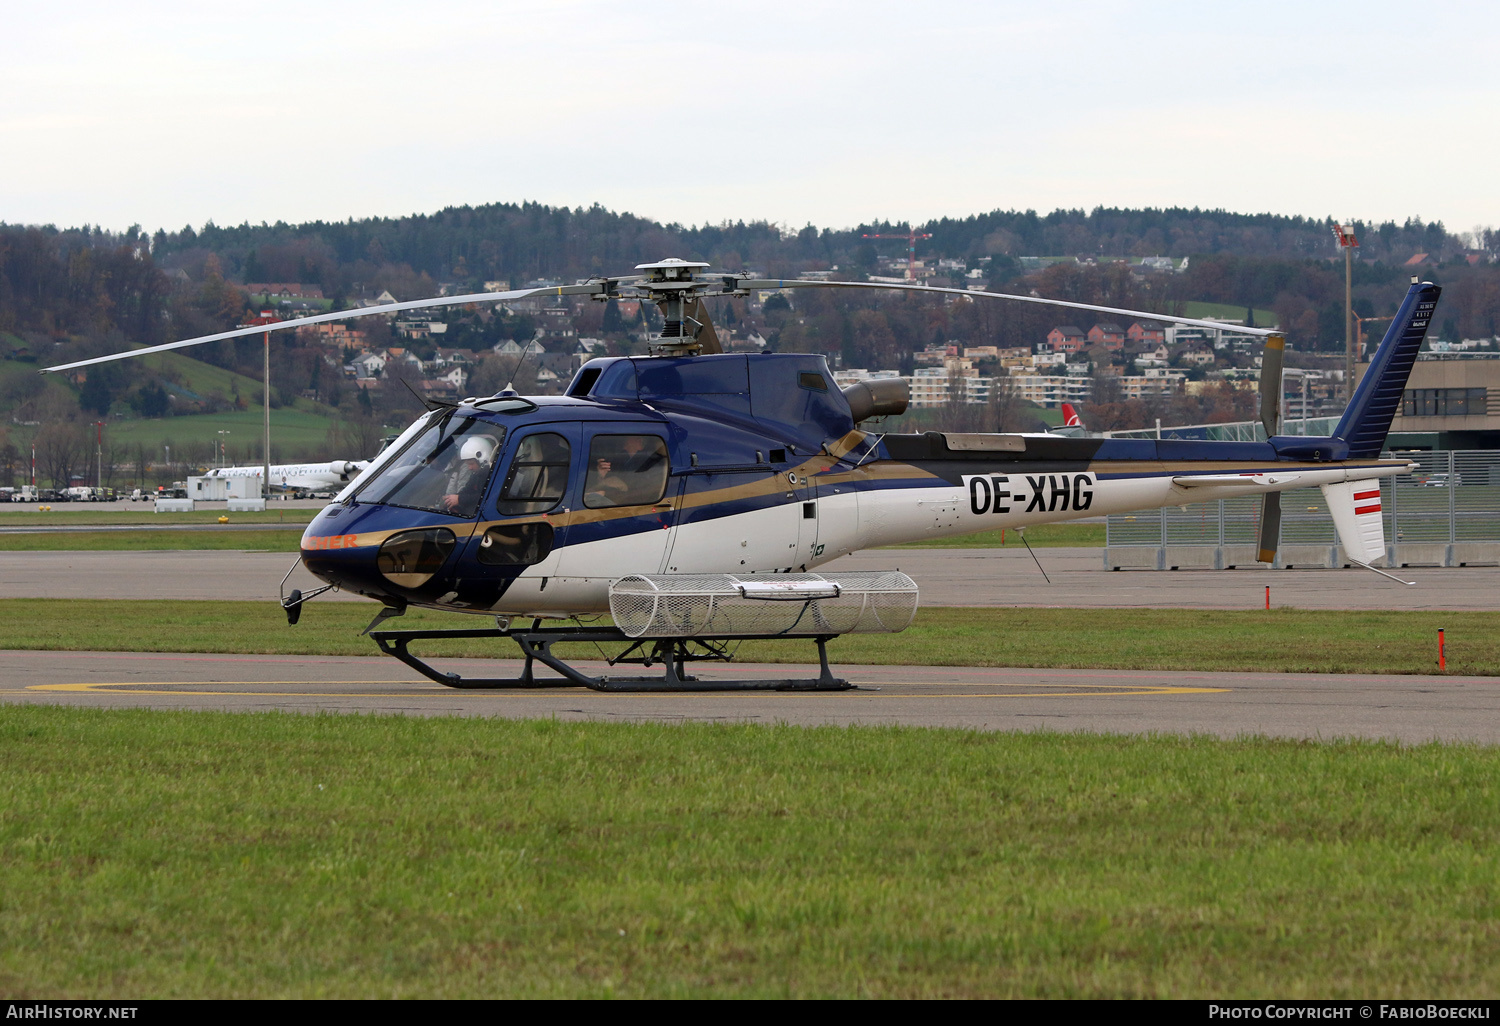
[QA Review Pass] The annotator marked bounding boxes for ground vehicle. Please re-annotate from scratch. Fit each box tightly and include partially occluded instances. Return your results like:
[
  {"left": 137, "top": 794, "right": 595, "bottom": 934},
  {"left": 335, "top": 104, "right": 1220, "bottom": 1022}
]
[{"left": 1419, "top": 473, "right": 1461, "bottom": 487}]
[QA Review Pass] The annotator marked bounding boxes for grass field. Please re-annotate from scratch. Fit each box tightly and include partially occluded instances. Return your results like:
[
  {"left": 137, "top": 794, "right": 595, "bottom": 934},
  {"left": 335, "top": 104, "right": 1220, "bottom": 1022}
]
[
  {"left": 0, "top": 509, "right": 314, "bottom": 526},
  {"left": 3, "top": 600, "right": 1489, "bottom": 675},
  {"left": 0, "top": 515, "right": 1099, "bottom": 550},
  {"left": 0, "top": 530, "right": 299, "bottom": 552},
  {"left": 1180, "top": 301, "right": 1279, "bottom": 328},
  {"left": 0, "top": 525, "right": 1098, "bottom": 552},
  {"left": 888, "top": 523, "right": 1103, "bottom": 548},
  {"left": 2, "top": 706, "right": 1497, "bottom": 997},
  {"left": 103, "top": 407, "right": 343, "bottom": 456}
]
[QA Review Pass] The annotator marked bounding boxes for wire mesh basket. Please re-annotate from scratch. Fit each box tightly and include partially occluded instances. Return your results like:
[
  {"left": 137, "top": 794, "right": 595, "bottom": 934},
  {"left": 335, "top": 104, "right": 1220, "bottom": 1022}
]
[{"left": 609, "top": 571, "right": 919, "bottom": 638}]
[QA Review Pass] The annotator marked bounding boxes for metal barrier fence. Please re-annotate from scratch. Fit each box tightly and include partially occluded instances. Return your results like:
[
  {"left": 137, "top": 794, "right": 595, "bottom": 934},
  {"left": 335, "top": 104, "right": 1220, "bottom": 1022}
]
[{"left": 1104, "top": 450, "right": 1500, "bottom": 569}]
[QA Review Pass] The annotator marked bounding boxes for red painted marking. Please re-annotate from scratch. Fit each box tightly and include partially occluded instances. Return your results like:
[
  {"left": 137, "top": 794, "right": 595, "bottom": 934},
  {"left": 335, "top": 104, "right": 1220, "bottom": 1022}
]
[
  {"left": 303, "top": 533, "right": 359, "bottom": 550},
  {"left": 1355, "top": 503, "right": 1381, "bottom": 515},
  {"left": 1354, "top": 489, "right": 1380, "bottom": 500}
]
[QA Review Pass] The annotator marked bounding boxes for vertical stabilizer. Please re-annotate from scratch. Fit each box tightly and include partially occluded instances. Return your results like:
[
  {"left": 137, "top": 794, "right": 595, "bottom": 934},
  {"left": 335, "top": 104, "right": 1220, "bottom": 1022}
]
[
  {"left": 1321, "top": 480, "right": 1387, "bottom": 563},
  {"left": 1333, "top": 281, "right": 1441, "bottom": 457}
]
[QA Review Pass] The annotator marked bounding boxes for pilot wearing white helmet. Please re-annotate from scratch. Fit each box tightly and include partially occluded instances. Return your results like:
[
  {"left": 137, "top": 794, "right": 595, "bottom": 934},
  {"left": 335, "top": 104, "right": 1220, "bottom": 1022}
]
[{"left": 442, "top": 434, "right": 498, "bottom": 513}]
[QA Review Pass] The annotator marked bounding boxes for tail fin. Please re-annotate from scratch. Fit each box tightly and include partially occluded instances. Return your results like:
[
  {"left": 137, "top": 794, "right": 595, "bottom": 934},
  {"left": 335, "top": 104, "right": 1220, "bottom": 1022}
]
[
  {"left": 1321, "top": 480, "right": 1387, "bottom": 563},
  {"left": 1334, "top": 281, "right": 1441, "bottom": 457},
  {"left": 1062, "top": 402, "right": 1081, "bottom": 427}
]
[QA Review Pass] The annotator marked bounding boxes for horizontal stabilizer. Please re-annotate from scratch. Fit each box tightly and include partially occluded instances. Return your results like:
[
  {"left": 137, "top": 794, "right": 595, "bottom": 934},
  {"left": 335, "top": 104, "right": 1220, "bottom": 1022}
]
[
  {"left": 1321, "top": 481, "right": 1387, "bottom": 564},
  {"left": 1173, "top": 473, "right": 1301, "bottom": 489}
]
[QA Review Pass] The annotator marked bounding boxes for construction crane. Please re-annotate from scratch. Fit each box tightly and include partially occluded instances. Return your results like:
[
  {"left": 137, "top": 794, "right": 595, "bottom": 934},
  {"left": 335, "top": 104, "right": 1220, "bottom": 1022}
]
[
  {"left": 862, "top": 228, "right": 933, "bottom": 282},
  {"left": 1354, "top": 312, "right": 1395, "bottom": 358}
]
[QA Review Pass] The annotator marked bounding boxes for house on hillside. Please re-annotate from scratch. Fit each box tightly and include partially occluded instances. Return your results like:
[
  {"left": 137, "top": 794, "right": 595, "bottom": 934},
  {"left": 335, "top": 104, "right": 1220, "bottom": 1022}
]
[
  {"left": 428, "top": 348, "right": 474, "bottom": 369},
  {"left": 1047, "top": 326, "right": 1086, "bottom": 353},
  {"left": 493, "top": 339, "right": 546, "bottom": 357},
  {"left": 243, "top": 283, "right": 325, "bottom": 299},
  {"left": 1179, "top": 344, "right": 1217, "bottom": 367},
  {"left": 349, "top": 352, "right": 386, "bottom": 379},
  {"left": 1087, "top": 323, "right": 1125, "bottom": 349},
  {"left": 1127, "top": 321, "right": 1166, "bottom": 345}
]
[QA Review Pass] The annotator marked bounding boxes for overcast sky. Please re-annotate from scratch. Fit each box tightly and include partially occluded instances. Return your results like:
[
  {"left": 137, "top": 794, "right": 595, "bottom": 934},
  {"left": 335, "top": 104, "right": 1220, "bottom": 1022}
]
[{"left": 4, "top": 0, "right": 1497, "bottom": 237}]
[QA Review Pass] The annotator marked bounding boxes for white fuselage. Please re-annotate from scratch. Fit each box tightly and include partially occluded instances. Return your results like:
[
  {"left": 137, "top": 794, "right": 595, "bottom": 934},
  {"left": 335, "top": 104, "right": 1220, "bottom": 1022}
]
[
  {"left": 208, "top": 461, "right": 368, "bottom": 493},
  {"left": 485, "top": 463, "right": 1406, "bottom": 617}
]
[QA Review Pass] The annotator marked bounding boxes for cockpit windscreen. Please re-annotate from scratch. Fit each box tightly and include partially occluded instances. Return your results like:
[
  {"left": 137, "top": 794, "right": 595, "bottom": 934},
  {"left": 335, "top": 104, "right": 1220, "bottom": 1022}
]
[{"left": 355, "top": 416, "right": 505, "bottom": 518}]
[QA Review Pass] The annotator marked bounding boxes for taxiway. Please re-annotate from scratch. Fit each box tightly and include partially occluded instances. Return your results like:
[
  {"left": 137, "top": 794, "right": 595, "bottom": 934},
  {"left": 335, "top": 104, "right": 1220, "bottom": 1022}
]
[{"left": 2, "top": 649, "right": 1495, "bottom": 745}]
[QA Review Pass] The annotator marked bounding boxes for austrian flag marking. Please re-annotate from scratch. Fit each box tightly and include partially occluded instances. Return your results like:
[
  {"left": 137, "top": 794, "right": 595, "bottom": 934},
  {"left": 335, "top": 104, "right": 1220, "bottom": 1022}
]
[{"left": 1354, "top": 488, "right": 1382, "bottom": 516}]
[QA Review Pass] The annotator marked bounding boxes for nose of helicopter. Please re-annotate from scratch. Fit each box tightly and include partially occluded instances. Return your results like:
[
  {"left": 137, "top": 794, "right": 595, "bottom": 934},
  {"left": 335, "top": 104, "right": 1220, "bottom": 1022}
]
[
  {"left": 299, "top": 525, "right": 392, "bottom": 603},
  {"left": 300, "top": 507, "right": 465, "bottom": 605}
]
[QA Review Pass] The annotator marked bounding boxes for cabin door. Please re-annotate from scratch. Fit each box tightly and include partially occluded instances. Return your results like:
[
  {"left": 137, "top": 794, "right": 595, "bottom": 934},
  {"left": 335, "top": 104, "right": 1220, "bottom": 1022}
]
[{"left": 551, "top": 429, "right": 675, "bottom": 582}]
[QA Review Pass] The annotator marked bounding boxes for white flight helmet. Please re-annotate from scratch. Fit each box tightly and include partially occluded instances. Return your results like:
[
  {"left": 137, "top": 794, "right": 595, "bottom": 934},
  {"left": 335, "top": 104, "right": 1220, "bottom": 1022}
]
[{"left": 460, "top": 435, "right": 498, "bottom": 464}]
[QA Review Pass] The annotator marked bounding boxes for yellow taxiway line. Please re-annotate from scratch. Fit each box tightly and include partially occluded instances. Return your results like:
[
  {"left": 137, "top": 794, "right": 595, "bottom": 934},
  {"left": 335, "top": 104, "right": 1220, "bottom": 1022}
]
[{"left": 27, "top": 681, "right": 1229, "bottom": 698}]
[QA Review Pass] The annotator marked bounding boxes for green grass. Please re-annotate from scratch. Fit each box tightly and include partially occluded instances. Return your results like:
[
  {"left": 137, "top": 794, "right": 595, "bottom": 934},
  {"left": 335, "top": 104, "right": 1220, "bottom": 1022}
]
[
  {"left": 103, "top": 407, "right": 343, "bottom": 454},
  {"left": 0, "top": 530, "right": 299, "bottom": 552},
  {"left": 0, "top": 509, "right": 315, "bottom": 526},
  {"left": 887, "top": 522, "right": 1103, "bottom": 548},
  {"left": 145, "top": 350, "right": 269, "bottom": 401},
  {"left": 1180, "top": 301, "right": 1279, "bottom": 328},
  {"left": 2, "top": 707, "right": 1498, "bottom": 997},
  {"left": 3, "top": 601, "right": 1491, "bottom": 675},
  {"left": 0, "top": 520, "right": 1097, "bottom": 551}
]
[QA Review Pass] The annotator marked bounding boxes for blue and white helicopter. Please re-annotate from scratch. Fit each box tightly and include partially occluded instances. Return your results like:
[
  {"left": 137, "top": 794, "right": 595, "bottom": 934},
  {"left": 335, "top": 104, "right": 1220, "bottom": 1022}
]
[{"left": 48, "top": 259, "right": 1438, "bottom": 691}]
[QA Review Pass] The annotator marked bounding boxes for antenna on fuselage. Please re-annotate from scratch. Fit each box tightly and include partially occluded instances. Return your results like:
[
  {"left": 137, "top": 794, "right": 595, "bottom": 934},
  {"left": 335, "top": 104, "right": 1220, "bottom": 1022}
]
[{"left": 504, "top": 338, "right": 540, "bottom": 393}]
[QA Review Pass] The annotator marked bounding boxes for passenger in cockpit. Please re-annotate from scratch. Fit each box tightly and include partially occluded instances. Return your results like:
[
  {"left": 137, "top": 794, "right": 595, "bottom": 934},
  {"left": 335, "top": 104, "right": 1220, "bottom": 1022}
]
[{"left": 443, "top": 435, "right": 498, "bottom": 514}]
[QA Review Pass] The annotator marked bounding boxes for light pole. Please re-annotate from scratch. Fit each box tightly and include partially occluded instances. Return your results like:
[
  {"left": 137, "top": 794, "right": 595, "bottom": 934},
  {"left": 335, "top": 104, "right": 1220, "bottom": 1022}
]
[
  {"left": 263, "top": 330, "right": 271, "bottom": 499},
  {"left": 93, "top": 421, "right": 104, "bottom": 495},
  {"left": 1333, "top": 224, "right": 1358, "bottom": 403},
  {"left": 217, "top": 430, "right": 231, "bottom": 469}
]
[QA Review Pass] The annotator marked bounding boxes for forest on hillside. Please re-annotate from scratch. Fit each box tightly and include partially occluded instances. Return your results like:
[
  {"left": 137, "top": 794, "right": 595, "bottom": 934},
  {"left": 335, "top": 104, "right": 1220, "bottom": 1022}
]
[{"left": 2, "top": 202, "right": 1498, "bottom": 486}]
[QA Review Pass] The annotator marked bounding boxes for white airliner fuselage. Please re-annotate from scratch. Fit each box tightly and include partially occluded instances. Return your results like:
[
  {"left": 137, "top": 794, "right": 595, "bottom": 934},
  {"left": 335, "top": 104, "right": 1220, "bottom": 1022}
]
[{"left": 205, "top": 460, "right": 368, "bottom": 493}]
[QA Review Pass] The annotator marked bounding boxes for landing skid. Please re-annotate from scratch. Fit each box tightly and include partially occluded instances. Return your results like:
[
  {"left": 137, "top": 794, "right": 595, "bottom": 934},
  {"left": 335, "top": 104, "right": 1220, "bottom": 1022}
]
[{"left": 367, "top": 624, "right": 855, "bottom": 692}]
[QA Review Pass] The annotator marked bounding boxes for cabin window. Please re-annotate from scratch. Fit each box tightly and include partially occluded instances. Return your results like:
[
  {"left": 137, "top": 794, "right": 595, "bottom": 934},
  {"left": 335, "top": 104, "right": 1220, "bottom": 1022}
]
[
  {"left": 477, "top": 522, "right": 554, "bottom": 566},
  {"left": 497, "top": 433, "right": 572, "bottom": 515},
  {"left": 355, "top": 416, "right": 504, "bottom": 518},
  {"left": 568, "top": 367, "right": 602, "bottom": 397},
  {"left": 583, "top": 434, "right": 669, "bottom": 509},
  {"left": 799, "top": 371, "right": 828, "bottom": 391}
]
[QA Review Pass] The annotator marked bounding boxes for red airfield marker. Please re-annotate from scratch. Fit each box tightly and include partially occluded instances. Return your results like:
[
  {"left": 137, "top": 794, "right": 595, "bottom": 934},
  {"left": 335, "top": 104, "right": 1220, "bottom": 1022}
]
[{"left": 1439, "top": 628, "right": 1446, "bottom": 671}]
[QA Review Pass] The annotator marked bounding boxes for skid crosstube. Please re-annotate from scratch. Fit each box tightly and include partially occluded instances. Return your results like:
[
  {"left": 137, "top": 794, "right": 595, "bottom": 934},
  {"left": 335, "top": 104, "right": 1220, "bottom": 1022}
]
[{"left": 367, "top": 624, "right": 854, "bottom": 692}]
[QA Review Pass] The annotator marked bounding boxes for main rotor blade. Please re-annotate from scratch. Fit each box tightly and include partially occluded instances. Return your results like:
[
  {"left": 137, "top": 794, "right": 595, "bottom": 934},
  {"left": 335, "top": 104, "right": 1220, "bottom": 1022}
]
[
  {"left": 1259, "top": 333, "right": 1285, "bottom": 438},
  {"left": 42, "top": 281, "right": 614, "bottom": 374},
  {"left": 1257, "top": 491, "right": 1282, "bottom": 564},
  {"left": 731, "top": 278, "right": 1281, "bottom": 338}
]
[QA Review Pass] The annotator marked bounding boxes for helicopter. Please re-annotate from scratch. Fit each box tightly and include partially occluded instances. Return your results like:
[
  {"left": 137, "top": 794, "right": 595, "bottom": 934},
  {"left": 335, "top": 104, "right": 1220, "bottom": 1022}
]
[{"left": 46, "top": 258, "right": 1439, "bottom": 692}]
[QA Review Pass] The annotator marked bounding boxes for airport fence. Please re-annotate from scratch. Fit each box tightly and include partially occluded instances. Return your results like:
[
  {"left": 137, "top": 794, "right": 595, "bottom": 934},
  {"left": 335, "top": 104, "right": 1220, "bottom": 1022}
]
[{"left": 1103, "top": 450, "right": 1500, "bottom": 569}]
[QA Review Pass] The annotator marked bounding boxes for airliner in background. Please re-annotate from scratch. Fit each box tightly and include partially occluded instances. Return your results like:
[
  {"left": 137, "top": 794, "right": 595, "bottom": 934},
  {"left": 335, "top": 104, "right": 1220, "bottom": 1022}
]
[{"left": 204, "top": 460, "right": 369, "bottom": 495}]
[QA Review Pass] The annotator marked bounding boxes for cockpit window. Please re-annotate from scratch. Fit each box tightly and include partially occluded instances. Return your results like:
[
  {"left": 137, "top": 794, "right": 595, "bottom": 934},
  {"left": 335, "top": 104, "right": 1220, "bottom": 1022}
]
[
  {"left": 583, "top": 434, "right": 669, "bottom": 509},
  {"left": 354, "top": 415, "right": 504, "bottom": 518},
  {"left": 497, "top": 432, "right": 572, "bottom": 515}
]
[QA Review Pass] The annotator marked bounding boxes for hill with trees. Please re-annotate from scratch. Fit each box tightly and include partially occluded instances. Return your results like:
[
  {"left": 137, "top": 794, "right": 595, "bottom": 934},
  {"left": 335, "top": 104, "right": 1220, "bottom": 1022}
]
[{"left": 2, "top": 204, "right": 1497, "bottom": 489}]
